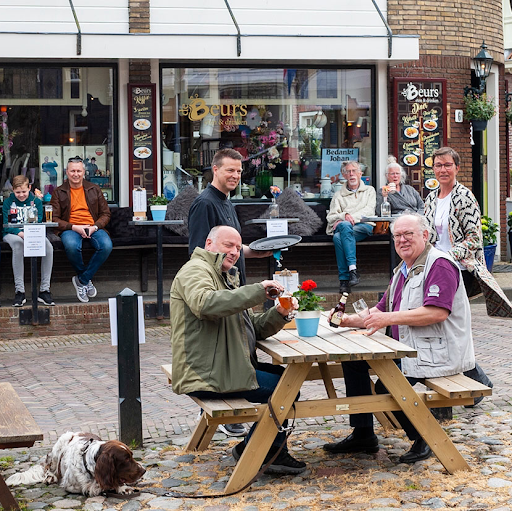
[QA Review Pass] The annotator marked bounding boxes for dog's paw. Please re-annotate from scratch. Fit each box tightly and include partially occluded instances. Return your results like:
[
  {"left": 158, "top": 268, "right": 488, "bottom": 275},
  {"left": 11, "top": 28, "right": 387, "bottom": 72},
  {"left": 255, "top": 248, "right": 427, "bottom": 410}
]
[
  {"left": 43, "top": 472, "right": 58, "bottom": 485},
  {"left": 116, "top": 485, "right": 135, "bottom": 495}
]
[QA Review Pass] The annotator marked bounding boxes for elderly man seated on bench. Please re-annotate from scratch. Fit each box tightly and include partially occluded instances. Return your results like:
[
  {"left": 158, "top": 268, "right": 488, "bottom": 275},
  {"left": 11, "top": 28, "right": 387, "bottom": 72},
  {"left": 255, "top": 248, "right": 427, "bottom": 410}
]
[
  {"left": 324, "top": 212, "right": 476, "bottom": 464},
  {"left": 170, "top": 225, "right": 306, "bottom": 475}
]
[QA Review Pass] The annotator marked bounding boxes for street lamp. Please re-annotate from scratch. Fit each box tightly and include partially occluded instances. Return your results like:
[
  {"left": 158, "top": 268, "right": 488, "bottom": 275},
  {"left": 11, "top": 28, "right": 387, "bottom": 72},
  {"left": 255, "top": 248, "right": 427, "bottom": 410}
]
[{"left": 464, "top": 41, "right": 494, "bottom": 96}]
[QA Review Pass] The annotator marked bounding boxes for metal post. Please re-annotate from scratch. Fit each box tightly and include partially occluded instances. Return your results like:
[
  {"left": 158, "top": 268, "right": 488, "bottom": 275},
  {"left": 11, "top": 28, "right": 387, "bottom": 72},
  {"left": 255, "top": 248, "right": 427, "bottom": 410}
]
[
  {"left": 156, "top": 224, "right": 164, "bottom": 319},
  {"left": 116, "top": 288, "right": 142, "bottom": 448},
  {"left": 31, "top": 257, "right": 38, "bottom": 325}
]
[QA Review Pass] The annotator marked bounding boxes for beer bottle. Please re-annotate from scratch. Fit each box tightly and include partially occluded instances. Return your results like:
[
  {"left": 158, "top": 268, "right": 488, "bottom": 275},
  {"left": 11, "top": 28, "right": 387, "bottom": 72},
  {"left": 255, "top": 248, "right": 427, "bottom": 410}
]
[{"left": 329, "top": 292, "right": 349, "bottom": 328}]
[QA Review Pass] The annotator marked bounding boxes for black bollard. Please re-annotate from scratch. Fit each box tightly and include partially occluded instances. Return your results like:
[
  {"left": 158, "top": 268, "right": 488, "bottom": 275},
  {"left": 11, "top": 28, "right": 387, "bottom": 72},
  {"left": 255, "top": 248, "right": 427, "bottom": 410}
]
[{"left": 116, "top": 288, "right": 143, "bottom": 448}]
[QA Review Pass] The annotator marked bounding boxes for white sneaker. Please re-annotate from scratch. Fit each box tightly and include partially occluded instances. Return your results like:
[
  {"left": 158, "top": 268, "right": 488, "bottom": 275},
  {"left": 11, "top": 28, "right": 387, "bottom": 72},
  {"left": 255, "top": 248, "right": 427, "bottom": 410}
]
[
  {"left": 72, "top": 276, "right": 89, "bottom": 303},
  {"left": 86, "top": 280, "right": 97, "bottom": 298},
  {"left": 218, "top": 423, "right": 248, "bottom": 437}
]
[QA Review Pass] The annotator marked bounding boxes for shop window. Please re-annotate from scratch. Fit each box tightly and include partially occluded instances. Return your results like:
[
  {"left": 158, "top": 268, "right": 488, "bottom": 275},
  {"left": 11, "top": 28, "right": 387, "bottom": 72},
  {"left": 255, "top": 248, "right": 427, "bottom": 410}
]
[
  {"left": 161, "top": 66, "right": 374, "bottom": 200},
  {"left": 0, "top": 66, "right": 116, "bottom": 202}
]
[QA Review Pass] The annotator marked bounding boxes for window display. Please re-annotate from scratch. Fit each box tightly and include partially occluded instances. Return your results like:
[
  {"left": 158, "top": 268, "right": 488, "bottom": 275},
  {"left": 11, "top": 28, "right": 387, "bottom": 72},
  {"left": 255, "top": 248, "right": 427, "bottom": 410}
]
[
  {"left": 0, "top": 66, "right": 116, "bottom": 202},
  {"left": 161, "top": 67, "right": 374, "bottom": 200}
]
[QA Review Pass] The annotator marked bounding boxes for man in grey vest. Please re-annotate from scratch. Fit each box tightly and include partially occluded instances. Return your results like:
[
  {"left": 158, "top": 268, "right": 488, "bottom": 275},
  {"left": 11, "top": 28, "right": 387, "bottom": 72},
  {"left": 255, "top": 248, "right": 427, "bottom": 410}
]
[{"left": 323, "top": 213, "right": 475, "bottom": 464}]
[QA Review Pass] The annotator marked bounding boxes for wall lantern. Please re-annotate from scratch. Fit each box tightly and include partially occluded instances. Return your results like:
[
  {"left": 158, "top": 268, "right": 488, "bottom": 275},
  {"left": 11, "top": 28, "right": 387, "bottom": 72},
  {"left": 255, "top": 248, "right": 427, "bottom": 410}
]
[{"left": 464, "top": 41, "right": 494, "bottom": 97}]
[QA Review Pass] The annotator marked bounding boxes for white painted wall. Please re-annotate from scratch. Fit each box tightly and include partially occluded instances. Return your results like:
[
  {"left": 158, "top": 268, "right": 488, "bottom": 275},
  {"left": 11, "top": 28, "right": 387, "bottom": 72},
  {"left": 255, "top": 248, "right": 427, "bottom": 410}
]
[
  {"left": 151, "top": 0, "right": 390, "bottom": 36},
  {"left": 0, "top": 0, "right": 129, "bottom": 34}
]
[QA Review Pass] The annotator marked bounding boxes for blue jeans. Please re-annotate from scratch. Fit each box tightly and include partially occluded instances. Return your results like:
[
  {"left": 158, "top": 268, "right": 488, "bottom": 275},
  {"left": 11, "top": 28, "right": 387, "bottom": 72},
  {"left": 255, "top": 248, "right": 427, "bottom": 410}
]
[
  {"left": 61, "top": 229, "right": 113, "bottom": 285},
  {"left": 189, "top": 363, "right": 297, "bottom": 450},
  {"left": 332, "top": 221, "right": 373, "bottom": 280}
]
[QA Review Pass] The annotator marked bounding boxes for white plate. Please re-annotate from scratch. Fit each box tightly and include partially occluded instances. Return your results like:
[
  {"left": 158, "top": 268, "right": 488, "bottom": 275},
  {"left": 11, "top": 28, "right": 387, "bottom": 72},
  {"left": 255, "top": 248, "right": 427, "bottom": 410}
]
[
  {"left": 404, "top": 126, "right": 419, "bottom": 138},
  {"left": 134, "top": 146, "right": 152, "bottom": 159},
  {"left": 403, "top": 154, "right": 418, "bottom": 166},
  {"left": 425, "top": 178, "right": 439, "bottom": 190},
  {"left": 423, "top": 119, "right": 438, "bottom": 131},
  {"left": 134, "top": 118, "right": 151, "bottom": 130}
]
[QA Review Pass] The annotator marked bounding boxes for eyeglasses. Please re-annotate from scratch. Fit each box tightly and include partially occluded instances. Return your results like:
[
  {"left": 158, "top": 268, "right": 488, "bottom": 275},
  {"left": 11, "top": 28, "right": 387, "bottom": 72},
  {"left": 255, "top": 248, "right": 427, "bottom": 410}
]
[
  {"left": 433, "top": 163, "right": 454, "bottom": 170},
  {"left": 68, "top": 156, "right": 83, "bottom": 162},
  {"left": 392, "top": 231, "right": 416, "bottom": 242},
  {"left": 387, "top": 172, "right": 401, "bottom": 176},
  {"left": 342, "top": 169, "right": 360, "bottom": 175}
]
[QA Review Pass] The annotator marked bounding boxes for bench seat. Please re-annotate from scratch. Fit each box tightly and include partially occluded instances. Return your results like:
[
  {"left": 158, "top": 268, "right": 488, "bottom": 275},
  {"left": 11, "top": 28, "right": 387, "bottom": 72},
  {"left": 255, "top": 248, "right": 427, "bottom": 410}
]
[{"left": 424, "top": 373, "right": 492, "bottom": 400}]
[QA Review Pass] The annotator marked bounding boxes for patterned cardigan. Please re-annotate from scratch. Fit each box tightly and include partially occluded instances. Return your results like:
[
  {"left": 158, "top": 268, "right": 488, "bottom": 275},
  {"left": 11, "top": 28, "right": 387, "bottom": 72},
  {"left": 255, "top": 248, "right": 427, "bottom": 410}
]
[{"left": 424, "top": 181, "right": 484, "bottom": 272}]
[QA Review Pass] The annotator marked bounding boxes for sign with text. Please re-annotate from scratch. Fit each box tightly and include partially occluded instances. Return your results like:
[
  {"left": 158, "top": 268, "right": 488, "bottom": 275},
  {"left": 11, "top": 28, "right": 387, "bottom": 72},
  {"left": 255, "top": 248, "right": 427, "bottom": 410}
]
[
  {"left": 128, "top": 84, "right": 158, "bottom": 204},
  {"left": 23, "top": 225, "right": 46, "bottom": 257},
  {"left": 266, "top": 220, "right": 288, "bottom": 238},
  {"left": 394, "top": 78, "right": 447, "bottom": 197},
  {"left": 321, "top": 148, "right": 359, "bottom": 180}
]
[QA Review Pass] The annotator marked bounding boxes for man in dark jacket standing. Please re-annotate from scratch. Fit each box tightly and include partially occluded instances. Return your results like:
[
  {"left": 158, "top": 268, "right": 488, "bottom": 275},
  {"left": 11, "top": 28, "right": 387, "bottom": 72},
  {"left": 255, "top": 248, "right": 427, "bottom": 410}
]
[{"left": 51, "top": 156, "right": 112, "bottom": 303}]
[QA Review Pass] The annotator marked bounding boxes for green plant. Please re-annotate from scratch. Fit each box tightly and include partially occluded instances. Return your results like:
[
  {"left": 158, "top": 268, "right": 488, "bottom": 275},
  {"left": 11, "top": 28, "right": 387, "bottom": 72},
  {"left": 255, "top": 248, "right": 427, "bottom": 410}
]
[
  {"left": 506, "top": 107, "right": 512, "bottom": 124},
  {"left": 481, "top": 215, "right": 499, "bottom": 246},
  {"left": 292, "top": 279, "right": 325, "bottom": 311},
  {"left": 148, "top": 194, "right": 169, "bottom": 206},
  {"left": 463, "top": 92, "right": 496, "bottom": 121}
]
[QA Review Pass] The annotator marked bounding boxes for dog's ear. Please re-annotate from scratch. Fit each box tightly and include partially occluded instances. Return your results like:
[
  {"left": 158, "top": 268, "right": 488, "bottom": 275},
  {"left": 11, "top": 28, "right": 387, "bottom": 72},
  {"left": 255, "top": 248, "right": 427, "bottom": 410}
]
[{"left": 94, "top": 448, "right": 118, "bottom": 490}]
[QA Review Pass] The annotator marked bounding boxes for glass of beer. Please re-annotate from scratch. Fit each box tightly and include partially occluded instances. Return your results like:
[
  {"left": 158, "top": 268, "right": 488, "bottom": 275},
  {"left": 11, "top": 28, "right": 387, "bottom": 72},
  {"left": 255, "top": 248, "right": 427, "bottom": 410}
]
[
  {"left": 44, "top": 205, "right": 53, "bottom": 223},
  {"left": 278, "top": 292, "right": 293, "bottom": 310}
]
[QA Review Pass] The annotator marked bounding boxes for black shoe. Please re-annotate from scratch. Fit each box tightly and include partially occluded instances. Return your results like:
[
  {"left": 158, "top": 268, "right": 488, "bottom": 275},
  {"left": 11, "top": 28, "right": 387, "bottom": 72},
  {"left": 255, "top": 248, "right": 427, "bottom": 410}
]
[
  {"left": 348, "top": 269, "right": 360, "bottom": 287},
  {"left": 399, "top": 438, "right": 432, "bottom": 464},
  {"left": 339, "top": 280, "right": 351, "bottom": 294},
  {"left": 264, "top": 447, "right": 307, "bottom": 475},
  {"left": 232, "top": 441, "right": 245, "bottom": 461},
  {"left": 219, "top": 423, "right": 247, "bottom": 436},
  {"left": 323, "top": 433, "right": 379, "bottom": 454},
  {"left": 13, "top": 292, "right": 26, "bottom": 307},
  {"left": 38, "top": 290, "right": 55, "bottom": 306}
]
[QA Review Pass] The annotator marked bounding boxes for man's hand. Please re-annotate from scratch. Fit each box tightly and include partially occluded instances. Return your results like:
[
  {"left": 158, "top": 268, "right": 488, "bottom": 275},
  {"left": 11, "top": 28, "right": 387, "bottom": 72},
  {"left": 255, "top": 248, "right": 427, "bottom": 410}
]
[
  {"left": 276, "top": 296, "right": 298, "bottom": 318},
  {"left": 327, "top": 308, "right": 363, "bottom": 328},
  {"left": 243, "top": 245, "right": 273, "bottom": 259},
  {"left": 363, "top": 310, "right": 390, "bottom": 335},
  {"left": 72, "top": 224, "right": 96, "bottom": 238},
  {"left": 345, "top": 213, "right": 355, "bottom": 226},
  {"left": 261, "top": 279, "right": 285, "bottom": 300}
]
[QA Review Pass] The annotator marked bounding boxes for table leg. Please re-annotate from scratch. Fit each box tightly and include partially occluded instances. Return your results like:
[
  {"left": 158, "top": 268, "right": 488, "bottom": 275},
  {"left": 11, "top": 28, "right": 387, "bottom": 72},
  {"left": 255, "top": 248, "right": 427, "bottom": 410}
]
[
  {"left": 224, "top": 362, "right": 312, "bottom": 494},
  {"left": 31, "top": 257, "right": 38, "bottom": 326},
  {"left": 156, "top": 225, "right": 163, "bottom": 319},
  {"left": 318, "top": 362, "right": 337, "bottom": 399},
  {"left": 0, "top": 473, "right": 19, "bottom": 511},
  {"left": 368, "top": 359, "right": 469, "bottom": 473}
]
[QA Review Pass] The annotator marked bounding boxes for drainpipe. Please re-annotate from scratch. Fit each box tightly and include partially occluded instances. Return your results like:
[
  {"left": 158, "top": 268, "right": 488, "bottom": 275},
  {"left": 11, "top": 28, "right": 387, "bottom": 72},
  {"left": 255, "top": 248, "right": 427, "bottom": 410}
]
[
  {"left": 371, "top": 0, "right": 392, "bottom": 58},
  {"left": 223, "top": 0, "right": 241, "bottom": 57}
]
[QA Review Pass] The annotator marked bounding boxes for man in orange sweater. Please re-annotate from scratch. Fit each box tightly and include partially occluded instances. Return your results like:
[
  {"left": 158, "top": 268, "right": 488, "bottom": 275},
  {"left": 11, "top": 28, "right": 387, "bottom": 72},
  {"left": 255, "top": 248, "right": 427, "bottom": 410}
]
[{"left": 51, "top": 156, "right": 112, "bottom": 303}]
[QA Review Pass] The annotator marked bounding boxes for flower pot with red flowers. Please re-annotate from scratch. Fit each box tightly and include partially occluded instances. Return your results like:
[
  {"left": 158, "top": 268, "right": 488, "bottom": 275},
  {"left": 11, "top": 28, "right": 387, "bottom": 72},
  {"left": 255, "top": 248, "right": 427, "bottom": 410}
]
[{"left": 292, "top": 279, "right": 325, "bottom": 337}]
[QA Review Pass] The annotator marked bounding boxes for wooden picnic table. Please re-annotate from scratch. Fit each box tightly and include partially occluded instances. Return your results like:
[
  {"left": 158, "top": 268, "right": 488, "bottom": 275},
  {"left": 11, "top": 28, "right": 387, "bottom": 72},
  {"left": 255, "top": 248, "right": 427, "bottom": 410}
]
[
  {"left": 224, "top": 314, "right": 473, "bottom": 493},
  {"left": 0, "top": 382, "right": 43, "bottom": 511}
]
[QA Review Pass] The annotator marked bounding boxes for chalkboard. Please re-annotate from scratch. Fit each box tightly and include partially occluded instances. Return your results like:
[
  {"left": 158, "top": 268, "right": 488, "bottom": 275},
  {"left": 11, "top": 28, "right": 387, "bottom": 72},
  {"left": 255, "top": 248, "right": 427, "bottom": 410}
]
[{"left": 393, "top": 78, "right": 447, "bottom": 197}]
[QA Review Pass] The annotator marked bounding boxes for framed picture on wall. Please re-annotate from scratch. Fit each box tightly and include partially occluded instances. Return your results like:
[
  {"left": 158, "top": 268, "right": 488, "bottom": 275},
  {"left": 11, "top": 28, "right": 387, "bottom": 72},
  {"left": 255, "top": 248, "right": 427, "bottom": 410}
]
[
  {"left": 38, "top": 146, "right": 63, "bottom": 195},
  {"left": 84, "top": 145, "right": 107, "bottom": 181}
]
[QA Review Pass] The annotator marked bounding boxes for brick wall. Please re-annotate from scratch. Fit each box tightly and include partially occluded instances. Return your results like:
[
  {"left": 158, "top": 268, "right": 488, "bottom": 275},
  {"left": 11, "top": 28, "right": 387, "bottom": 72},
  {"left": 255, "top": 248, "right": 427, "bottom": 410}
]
[
  {"left": 129, "top": 0, "right": 151, "bottom": 83},
  {"left": 388, "top": 0, "right": 508, "bottom": 258}
]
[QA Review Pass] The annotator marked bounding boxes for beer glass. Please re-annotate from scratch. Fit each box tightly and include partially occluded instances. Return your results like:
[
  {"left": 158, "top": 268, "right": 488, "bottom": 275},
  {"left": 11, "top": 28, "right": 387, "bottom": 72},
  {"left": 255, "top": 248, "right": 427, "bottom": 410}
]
[{"left": 45, "top": 205, "right": 53, "bottom": 223}]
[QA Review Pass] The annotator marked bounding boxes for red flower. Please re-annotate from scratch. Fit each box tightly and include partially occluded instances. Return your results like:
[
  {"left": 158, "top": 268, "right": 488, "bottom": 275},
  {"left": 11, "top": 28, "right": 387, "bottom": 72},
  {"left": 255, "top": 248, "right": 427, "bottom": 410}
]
[{"left": 301, "top": 280, "right": 317, "bottom": 292}]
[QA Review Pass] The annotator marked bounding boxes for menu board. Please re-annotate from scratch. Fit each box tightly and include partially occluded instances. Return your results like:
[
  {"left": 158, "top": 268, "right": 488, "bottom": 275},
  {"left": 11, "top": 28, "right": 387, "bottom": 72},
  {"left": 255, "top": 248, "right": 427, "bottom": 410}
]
[
  {"left": 128, "top": 84, "right": 157, "bottom": 204},
  {"left": 394, "top": 78, "right": 447, "bottom": 197}
]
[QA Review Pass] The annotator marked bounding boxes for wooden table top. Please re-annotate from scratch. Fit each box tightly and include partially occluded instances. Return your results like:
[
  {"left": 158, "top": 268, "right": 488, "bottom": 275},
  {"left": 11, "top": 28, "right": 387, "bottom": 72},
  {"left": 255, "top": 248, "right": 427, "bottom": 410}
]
[
  {"left": 0, "top": 383, "right": 43, "bottom": 449},
  {"left": 256, "top": 314, "right": 416, "bottom": 364}
]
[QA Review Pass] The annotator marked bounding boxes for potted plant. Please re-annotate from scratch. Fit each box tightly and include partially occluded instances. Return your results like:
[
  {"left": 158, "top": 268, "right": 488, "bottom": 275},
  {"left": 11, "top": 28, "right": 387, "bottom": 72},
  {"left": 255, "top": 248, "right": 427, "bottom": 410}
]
[
  {"left": 506, "top": 107, "right": 512, "bottom": 125},
  {"left": 148, "top": 194, "right": 169, "bottom": 221},
  {"left": 463, "top": 92, "right": 496, "bottom": 131},
  {"left": 481, "top": 215, "right": 499, "bottom": 271},
  {"left": 292, "top": 279, "right": 325, "bottom": 337}
]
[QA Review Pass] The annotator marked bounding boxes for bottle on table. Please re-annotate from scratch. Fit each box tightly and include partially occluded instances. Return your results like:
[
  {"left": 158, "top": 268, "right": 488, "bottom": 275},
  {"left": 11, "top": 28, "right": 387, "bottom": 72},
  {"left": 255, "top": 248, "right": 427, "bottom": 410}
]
[
  {"left": 9, "top": 204, "right": 17, "bottom": 223},
  {"left": 380, "top": 196, "right": 391, "bottom": 218},
  {"left": 27, "top": 201, "right": 37, "bottom": 223},
  {"left": 329, "top": 292, "right": 349, "bottom": 328}
]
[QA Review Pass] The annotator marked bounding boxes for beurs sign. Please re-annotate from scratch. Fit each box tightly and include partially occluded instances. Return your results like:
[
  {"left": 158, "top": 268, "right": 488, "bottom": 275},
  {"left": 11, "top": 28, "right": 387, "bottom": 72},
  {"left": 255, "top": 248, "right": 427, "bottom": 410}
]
[
  {"left": 179, "top": 95, "right": 248, "bottom": 124},
  {"left": 400, "top": 82, "right": 441, "bottom": 103}
]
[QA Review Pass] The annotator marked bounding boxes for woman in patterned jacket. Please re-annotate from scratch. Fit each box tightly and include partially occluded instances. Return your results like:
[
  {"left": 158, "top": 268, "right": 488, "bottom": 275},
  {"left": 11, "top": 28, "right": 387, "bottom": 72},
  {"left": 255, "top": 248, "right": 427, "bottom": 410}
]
[{"left": 424, "top": 146, "right": 495, "bottom": 401}]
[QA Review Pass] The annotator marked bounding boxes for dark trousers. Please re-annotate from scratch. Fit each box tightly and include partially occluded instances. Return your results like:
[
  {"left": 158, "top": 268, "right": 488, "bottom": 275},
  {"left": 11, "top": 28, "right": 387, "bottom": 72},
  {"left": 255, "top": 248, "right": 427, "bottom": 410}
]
[{"left": 342, "top": 360, "right": 421, "bottom": 440}]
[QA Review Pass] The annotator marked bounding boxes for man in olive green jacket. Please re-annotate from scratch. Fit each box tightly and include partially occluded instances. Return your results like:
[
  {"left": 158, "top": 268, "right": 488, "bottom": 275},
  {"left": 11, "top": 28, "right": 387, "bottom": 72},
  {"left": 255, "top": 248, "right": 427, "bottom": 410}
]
[{"left": 171, "top": 225, "right": 306, "bottom": 475}]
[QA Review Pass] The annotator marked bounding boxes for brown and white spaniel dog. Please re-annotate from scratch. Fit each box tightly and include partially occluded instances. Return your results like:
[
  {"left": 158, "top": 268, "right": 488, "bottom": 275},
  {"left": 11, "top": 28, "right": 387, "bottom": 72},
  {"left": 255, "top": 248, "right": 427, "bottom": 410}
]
[{"left": 6, "top": 431, "right": 146, "bottom": 496}]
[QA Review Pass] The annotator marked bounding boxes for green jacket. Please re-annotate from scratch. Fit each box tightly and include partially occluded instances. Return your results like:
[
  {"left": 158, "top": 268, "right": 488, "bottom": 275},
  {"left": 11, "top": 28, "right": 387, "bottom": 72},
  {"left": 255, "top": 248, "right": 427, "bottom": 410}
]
[
  {"left": 171, "top": 247, "right": 288, "bottom": 395},
  {"left": 2, "top": 192, "right": 43, "bottom": 236}
]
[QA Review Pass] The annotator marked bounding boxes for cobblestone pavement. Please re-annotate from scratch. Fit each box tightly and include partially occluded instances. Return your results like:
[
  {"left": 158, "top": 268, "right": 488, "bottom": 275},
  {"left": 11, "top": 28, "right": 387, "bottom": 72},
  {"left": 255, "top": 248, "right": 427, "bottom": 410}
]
[{"left": 1, "top": 299, "right": 512, "bottom": 509}]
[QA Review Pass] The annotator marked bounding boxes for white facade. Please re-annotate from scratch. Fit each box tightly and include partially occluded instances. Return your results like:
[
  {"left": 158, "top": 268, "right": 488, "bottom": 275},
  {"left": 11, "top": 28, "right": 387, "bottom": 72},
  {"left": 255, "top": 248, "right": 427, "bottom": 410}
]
[{"left": 0, "top": 0, "right": 419, "bottom": 205}]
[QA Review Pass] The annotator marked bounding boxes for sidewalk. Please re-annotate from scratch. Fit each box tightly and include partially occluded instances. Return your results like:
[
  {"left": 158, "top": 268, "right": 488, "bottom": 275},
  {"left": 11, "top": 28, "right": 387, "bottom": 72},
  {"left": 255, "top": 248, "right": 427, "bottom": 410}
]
[{"left": 1, "top": 270, "right": 512, "bottom": 509}]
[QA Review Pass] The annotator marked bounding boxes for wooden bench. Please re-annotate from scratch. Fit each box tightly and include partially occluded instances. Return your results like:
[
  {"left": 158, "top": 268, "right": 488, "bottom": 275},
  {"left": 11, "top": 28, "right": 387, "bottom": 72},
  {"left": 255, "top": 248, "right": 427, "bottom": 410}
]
[
  {"left": 425, "top": 374, "right": 492, "bottom": 402},
  {"left": 161, "top": 364, "right": 262, "bottom": 451},
  {"left": 0, "top": 382, "right": 43, "bottom": 511}
]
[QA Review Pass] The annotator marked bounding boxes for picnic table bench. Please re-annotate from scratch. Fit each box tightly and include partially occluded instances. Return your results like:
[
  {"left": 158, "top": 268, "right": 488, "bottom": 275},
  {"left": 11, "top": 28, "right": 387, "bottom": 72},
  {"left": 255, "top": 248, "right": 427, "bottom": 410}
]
[{"left": 0, "top": 382, "right": 43, "bottom": 511}]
